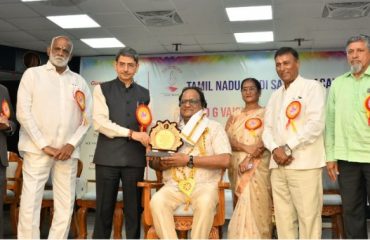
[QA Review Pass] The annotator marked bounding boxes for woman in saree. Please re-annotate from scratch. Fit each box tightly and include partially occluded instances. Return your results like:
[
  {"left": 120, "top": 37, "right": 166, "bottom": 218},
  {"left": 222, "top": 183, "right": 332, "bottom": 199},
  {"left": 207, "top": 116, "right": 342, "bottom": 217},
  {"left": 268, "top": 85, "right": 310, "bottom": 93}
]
[{"left": 226, "top": 77, "right": 273, "bottom": 238}]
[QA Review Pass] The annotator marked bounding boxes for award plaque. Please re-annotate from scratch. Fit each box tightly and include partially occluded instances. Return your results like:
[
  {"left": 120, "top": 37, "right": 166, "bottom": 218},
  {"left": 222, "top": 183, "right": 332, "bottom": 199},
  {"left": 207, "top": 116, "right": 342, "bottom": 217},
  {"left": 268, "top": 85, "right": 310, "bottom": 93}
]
[{"left": 146, "top": 120, "right": 183, "bottom": 157}]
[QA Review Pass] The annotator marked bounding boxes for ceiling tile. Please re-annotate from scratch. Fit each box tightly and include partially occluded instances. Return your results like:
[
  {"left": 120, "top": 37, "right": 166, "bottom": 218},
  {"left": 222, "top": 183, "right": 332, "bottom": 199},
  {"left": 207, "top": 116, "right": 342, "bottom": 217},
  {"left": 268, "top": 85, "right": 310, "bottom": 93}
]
[
  {"left": 195, "top": 34, "right": 235, "bottom": 44},
  {"left": 25, "top": 2, "right": 82, "bottom": 16},
  {"left": 66, "top": 28, "right": 113, "bottom": 39},
  {"left": 6, "top": 17, "right": 60, "bottom": 31},
  {"left": 1, "top": 31, "right": 39, "bottom": 43},
  {"left": 78, "top": 0, "right": 128, "bottom": 14},
  {"left": 0, "top": 3, "right": 39, "bottom": 18},
  {"left": 93, "top": 13, "right": 141, "bottom": 27},
  {"left": 0, "top": 19, "right": 18, "bottom": 31}
]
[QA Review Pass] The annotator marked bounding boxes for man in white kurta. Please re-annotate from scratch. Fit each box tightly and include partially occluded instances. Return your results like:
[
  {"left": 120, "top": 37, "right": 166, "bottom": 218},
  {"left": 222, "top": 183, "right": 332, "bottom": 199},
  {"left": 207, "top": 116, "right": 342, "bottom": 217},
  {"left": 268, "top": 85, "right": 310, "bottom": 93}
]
[
  {"left": 262, "top": 47, "right": 326, "bottom": 239},
  {"left": 149, "top": 87, "right": 231, "bottom": 239},
  {"left": 16, "top": 36, "right": 92, "bottom": 239}
]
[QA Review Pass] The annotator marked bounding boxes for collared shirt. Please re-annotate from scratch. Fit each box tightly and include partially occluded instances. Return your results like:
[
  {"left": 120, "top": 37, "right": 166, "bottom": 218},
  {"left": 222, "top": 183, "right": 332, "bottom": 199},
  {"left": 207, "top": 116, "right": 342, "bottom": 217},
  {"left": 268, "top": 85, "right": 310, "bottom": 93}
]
[
  {"left": 17, "top": 61, "right": 92, "bottom": 158},
  {"left": 162, "top": 118, "right": 231, "bottom": 185},
  {"left": 262, "top": 75, "right": 326, "bottom": 169},
  {"left": 325, "top": 66, "right": 370, "bottom": 163}
]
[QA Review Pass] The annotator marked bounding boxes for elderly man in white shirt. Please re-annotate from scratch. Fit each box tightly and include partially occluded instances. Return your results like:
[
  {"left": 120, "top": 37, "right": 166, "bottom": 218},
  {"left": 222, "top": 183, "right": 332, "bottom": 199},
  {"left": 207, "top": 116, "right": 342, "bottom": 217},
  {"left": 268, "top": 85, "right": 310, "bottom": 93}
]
[
  {"left": 149, "top": 87, "right": 231, "bottom": 239},
  {"left": 16, "top": 36, "right": 92, "bottom": 239},
  {"left": 262, "top": 47, "right": 326, "bottom": 239}
]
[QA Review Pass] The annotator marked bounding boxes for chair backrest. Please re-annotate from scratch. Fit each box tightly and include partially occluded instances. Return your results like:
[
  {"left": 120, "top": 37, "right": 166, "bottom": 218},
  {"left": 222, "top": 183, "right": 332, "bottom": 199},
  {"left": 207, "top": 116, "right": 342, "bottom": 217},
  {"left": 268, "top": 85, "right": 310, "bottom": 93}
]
[
  {"left": 322, "top": 168, "right": 339, "bottom": 191},
  {"left": 6, "top": 151, "right": 23, "bottom": 193}
]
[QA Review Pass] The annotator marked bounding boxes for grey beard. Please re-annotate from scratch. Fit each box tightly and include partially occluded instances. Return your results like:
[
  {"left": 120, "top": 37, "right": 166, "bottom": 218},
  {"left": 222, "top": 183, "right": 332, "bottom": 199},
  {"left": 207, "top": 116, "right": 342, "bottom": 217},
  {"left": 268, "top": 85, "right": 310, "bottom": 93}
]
[
  {"left": 49, "top": 53, "right": 69, "bottom": 68},
  {"left": 351, "top": 63, "right": 362, "bottom": 74}
]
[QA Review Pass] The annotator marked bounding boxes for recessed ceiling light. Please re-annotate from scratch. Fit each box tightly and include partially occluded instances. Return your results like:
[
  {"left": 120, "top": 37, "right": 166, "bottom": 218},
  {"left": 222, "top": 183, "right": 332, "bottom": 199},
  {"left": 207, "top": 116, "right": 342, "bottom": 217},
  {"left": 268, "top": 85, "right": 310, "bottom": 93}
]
[
  {"left": 226, "top": 5, "right": 272, "bottom": 21},
  {"left": 234, "top": 31, "right": 274, "bottom": 43},
  {"left": 81, "top": 38, "right": 125, "bottom": 48},
  {"left": 47, "top": 14, "right": 100, "bottom": 29}
]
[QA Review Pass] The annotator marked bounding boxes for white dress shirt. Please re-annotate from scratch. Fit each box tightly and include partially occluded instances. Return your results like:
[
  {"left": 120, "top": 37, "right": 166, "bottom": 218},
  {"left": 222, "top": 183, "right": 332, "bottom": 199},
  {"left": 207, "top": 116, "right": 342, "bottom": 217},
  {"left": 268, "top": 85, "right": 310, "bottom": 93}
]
[
  {"left": 262, "top": 75, "right": 326, "bottom": 169},
  {"left": 17, "top": 61, "right": 92, "bottom": 158},
  {"left": 93, "top": 84, "right": 130, "bottom": 138}
]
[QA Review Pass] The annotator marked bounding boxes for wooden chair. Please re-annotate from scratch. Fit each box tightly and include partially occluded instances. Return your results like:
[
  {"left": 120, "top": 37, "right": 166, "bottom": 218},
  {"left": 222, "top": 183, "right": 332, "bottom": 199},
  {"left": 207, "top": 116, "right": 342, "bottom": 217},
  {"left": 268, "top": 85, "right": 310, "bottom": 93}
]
[
  {"left": 75, "top": 178, "right": 124, "bottom": 239},
  {"left": 4, "top": 151, "right": 23, "bottom": 237},
  {"left": 322, "top": 169, "right": 345, "bottom": 238},
  {"left": 40, "top": 159, "right": 83, "bottom": 237},
  {"left": 138, "top": 170, "right": 229, "bottom": 239}
]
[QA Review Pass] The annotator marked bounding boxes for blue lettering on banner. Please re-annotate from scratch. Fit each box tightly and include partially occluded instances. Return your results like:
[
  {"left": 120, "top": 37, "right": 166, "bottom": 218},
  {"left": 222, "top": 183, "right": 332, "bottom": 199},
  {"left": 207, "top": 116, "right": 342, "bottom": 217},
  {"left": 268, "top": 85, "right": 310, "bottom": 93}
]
[
  {"left": 271, "top": 79, "right": 282, "bottom": 89},
  {"left": 184, "top": 79, "right": 289, "bottom": 91},
  {"left": 215, "top": 80, "right": 241, "bottom": 91},
  {"left": 314, "top": 78, "right": 334, "bottom": 88},
  {"left": 186, "top": 81, "right": 214, "bottom": 91},
  {"left": 259, "top": 80, "right": 269, "bottom": 90}
]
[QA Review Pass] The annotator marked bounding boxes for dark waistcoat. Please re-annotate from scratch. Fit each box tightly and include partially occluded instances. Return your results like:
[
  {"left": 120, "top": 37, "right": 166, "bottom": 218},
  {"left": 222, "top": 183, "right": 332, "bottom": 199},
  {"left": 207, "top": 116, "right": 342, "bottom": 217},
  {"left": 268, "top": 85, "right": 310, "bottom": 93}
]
[{"left": 93, "top": 79, "right": 150, "bottom": 167}]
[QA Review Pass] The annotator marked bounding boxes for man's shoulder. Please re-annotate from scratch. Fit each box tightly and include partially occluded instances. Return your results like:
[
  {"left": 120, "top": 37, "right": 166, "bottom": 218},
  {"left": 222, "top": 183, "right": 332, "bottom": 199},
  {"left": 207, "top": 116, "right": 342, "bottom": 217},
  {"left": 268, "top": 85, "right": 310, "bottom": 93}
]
[
  {"left": 206, "top": 118, "right": 225, "bottom": 132},
  {"left": 100, "top": 79, "right": 117, "bottom": 86},
  {"left": 134, "top": 82, "right": 149, "bottom": 93},
  {"left": 99, "top": 79, "right": 118, "bottom": 91},
  {"left": 23, "top": 64, "right": 46, "bottom": 74},
  {"left": 298, "top": 76, "right": 325, "bottom": 90},
  {"left": 332, "top": 72, "right": 350, "bottom": 85}
]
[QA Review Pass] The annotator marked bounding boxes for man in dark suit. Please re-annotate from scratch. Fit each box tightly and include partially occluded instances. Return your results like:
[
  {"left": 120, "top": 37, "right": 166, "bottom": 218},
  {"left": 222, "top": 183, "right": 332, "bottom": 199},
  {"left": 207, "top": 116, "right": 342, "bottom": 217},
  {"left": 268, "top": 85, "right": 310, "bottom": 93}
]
[
  {"left": 92, "top": 47, "right": 150, "bottom": 239},
  {"left": 0, "top": 84, "right": 17, "bottom": 238}
]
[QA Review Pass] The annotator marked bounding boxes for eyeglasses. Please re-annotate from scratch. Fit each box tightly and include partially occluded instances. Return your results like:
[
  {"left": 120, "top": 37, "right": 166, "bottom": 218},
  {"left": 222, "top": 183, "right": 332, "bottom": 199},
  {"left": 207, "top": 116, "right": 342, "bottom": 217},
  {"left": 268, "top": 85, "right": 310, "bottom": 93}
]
[
  {"left": 241, "top": 87, "right": 258, "bottom": 92},
  {"left": 180, "top": 99, "right": 201, "bottom": 106}
]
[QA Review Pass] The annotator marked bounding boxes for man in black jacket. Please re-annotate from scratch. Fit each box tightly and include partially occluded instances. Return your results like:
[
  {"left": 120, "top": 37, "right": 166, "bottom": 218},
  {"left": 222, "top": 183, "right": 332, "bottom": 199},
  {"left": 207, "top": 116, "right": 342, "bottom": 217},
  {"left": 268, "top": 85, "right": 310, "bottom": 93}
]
[
  {"left": 0, "top": 84, "right": 17, "bottom": 238},
  {"left": 92, "top": 47, "right": 150, "bottom": 239}
]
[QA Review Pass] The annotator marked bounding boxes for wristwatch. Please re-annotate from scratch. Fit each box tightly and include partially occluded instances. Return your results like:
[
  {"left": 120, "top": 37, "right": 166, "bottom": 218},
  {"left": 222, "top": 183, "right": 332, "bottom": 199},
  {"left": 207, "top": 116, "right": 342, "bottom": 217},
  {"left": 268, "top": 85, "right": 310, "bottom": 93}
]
[
  {"left": 187, "top": 155, "right": 194, "bottom": 168},
  {"left": 284, "top": 144, "right": 292, "bottom": 156}
]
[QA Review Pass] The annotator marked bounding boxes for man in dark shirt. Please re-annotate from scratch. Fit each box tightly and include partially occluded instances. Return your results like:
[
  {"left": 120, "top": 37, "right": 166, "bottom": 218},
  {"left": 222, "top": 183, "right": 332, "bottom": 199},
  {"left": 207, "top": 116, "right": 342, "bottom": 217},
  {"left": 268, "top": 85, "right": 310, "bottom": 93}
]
[
  {"left": 0, "top": 84, "right": 16, "bottom": 238},
  {"left": 92, "top": 47, "right": 150, "bottom": 239}
]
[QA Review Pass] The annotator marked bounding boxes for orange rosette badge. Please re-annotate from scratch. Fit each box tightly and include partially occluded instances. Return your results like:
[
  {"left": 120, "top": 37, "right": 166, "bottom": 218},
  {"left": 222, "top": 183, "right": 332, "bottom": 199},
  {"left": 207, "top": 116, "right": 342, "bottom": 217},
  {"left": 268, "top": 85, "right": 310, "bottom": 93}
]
[
  {"left": 74, "top": 90, "right": 87, "bottom": 125},
  {"left": 365, "top": 95, "right": 370, "bottom": 126},
  {"left": 136, "top": 104, "right": 152, "bottom": 132},
  {"left": 245, "top": 118, "right": 262, "bottom": 137},
  {"left": 285, "top": 101, "right": 301, "bottom": 132},
  {"left": 1, "top": 99, "right": 10, "bottom": 119}
]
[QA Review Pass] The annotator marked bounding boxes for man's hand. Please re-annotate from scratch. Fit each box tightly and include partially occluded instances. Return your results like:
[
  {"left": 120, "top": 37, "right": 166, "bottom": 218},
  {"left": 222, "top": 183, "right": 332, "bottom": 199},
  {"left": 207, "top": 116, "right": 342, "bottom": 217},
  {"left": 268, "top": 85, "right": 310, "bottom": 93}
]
[
  {"left": 42, "top": 146, "right": 58, "bottom": 157},
  {"left": 161, "top": 153, "right": 189, "bottom": 168},
  {"left": 273, "top": 146, "right": 294, "bottom": 166},
  {"left": 0, "top": 114, "right": 10, "bottom": 130},
  {"left": 326, "top": 161, "right": 339, "bottom": 182},
  {"left": 132, "top": 131, "right": 150, "bottom": 147},
  {"left": 150, "top": 157, "right": 172, "bottom": 170},
  {"left": 54, "top": 144, "right": 75, "bottom": 161}
]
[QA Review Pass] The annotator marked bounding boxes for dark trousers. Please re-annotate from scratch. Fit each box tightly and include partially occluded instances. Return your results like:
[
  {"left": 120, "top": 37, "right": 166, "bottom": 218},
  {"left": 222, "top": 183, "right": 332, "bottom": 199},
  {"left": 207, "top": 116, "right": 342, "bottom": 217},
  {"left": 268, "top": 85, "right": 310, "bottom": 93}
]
[
  {"left": 0, "top": 166, "right": 5, "bottom": 238},
  {"left": 93, "top": 165, "right": 144, "bottom": 239},
  {"left": 338, "top": 160, "right": 370, "bottom": 238}
]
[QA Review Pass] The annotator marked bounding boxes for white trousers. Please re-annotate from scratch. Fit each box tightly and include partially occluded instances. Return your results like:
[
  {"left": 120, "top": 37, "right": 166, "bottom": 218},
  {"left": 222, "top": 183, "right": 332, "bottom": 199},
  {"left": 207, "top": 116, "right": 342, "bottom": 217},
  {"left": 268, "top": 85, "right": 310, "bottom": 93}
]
[
  {"left": 271, "top": 167, "right": 323, "bottom": 239},
  {"left": 17, "top": 152, "right": 77, "bottom": 239},
  {"left": 150, "top": 182, "right": 219, "bottom": 239}
]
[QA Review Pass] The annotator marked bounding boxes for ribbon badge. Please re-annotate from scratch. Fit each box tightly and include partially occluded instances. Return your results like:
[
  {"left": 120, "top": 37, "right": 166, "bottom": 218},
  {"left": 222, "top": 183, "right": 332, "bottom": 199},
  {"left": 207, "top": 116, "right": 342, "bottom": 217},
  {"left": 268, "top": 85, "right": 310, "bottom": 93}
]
[
  {"left": 245, "top": 118, "right": 262, "bottom": 137},
  {"left": 365, "top": 95, "right": 370, "bottom": 126},
  {"left": 1, "top": 99, "right": 10, "bottom": 119},
  {"left": 136, "top": 104, "right": 152, "bottom": 132},
  {"left": 74, "top": 90, "right": 87, "bottom": 125},
  {"left": 286, "top": 101, "right": 301, "bottom": 132}
]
